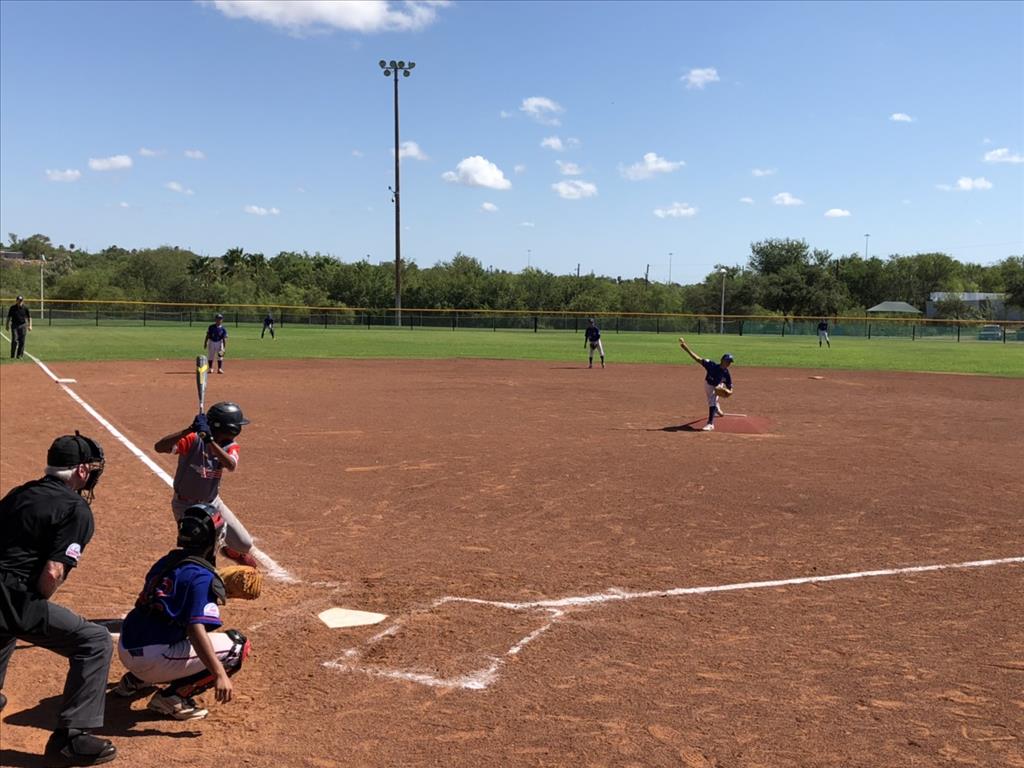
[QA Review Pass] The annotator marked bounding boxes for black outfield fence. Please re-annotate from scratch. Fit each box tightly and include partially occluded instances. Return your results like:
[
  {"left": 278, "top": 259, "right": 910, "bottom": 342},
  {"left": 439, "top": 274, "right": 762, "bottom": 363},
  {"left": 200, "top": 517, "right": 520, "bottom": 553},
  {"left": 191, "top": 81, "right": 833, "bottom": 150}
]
[{"left": 11, "top": 299, "right": 1024, "bottom": 343}]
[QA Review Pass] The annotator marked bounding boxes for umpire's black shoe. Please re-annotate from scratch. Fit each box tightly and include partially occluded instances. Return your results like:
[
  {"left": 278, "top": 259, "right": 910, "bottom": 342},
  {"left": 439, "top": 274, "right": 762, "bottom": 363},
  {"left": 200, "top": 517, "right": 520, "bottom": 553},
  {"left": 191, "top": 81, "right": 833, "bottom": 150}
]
[{"left": 44, "top": 729, "right": 117, "bottom": 766}]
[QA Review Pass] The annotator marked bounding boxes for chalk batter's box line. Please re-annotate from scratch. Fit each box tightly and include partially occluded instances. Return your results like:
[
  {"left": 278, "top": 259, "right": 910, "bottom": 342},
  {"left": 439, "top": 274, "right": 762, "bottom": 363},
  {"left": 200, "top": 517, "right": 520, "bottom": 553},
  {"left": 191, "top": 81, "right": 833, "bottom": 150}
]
[
  {"left": 325, "top": 555, "right": 1024, "bottom": 691},
  {"left": 0, "top": 335, "right": 297, "bottom": 583}
]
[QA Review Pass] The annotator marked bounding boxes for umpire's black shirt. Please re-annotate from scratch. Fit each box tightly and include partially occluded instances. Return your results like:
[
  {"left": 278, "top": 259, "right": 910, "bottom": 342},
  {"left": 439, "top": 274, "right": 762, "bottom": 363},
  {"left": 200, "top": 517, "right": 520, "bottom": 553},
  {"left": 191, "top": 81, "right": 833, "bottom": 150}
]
[
  {"left": 6, "top": 303, "right": 31, "bottom": 326},
  {"left": 0, "top": 476, "right": 95, "bottom": 588}
]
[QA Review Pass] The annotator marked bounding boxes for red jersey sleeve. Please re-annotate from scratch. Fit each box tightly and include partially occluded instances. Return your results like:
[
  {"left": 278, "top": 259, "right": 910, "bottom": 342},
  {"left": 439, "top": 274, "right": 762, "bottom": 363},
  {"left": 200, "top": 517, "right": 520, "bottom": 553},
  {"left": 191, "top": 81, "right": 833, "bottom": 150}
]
[{"left": 173, "top": 432, "right": 198, "bottom": 455}]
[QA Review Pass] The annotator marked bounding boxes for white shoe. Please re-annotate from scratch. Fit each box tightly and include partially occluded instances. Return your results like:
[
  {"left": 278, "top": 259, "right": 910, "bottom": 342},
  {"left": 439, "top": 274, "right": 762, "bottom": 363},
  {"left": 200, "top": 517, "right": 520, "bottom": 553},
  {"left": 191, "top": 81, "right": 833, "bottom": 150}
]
[
  {"left": 148, "top": 692, "right": 209, "bottom": 720},
  {"left": 700, "top": 423, "right": 715, "bottom": 432}
]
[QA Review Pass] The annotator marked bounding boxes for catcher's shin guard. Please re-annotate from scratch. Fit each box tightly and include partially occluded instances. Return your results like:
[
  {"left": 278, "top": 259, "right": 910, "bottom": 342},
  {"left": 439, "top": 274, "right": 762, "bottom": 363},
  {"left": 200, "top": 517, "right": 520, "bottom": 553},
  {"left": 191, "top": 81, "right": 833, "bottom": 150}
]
[{"left": 171, "top": 630, "right": 252, "bottom": 698}]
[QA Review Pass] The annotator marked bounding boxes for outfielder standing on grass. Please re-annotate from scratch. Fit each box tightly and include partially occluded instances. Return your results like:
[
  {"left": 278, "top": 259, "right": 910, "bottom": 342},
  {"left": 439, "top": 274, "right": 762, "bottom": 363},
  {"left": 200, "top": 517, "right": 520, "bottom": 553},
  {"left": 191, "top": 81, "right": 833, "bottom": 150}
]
[
  {"left": 584, "top": 318, "right": 605, "bottom": 368},
  {"left": 678, "top": 337, "right": 734, "bottom": 432},
  {"left": 817, "top": 318, "right": 831, "bottom": 348},
  {"left": 154, "top": 403, "right": 259, "bottom": 568},
  {"left": 204, "top": 313, "right": 228, "bottom": 374},
  {"left": 113, "top": 503, "right": 251, "bottom": 721},
  {"left": 261, "top": 311, "right": 275, "bottom": 340}
]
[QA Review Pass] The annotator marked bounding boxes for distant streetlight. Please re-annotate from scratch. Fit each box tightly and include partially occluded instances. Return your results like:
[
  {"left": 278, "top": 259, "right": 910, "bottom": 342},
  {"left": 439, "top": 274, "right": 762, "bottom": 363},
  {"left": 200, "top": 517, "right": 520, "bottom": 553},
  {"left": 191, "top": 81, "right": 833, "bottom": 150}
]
[
  {"left": 379, "top": 58, "right": 416, "bottom": 325},
  {"left": 864, "top": 233, "right": 870, "bottom": 260},
  {"left": 527, "top": 248, "right": 531, "bottom": 269},
  {"left": 40, "top": 254, "right": 46, "bottom": 318},
  {"left": 668, "top": 252, "right": 673, "bottom": 284},
  {"left": 719, "top": 267, "right": 727, "bottom": 334}
]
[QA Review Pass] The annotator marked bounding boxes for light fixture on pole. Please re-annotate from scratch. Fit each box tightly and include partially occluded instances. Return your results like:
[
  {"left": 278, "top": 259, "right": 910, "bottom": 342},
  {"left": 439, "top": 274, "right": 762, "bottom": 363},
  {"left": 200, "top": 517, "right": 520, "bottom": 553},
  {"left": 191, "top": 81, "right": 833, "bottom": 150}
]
[
  {"left": 40, "top": 254, "right": 46, "bottom": 319},
  {"left": 527, "top": 248, "right": 531, "bottom": 269},
  {"left": 864, "top": 233, "right": 870, "bottom": 260},
  {"left": 379, "top": 58, "right": 416, "bottom": 326},
  {"left": 719, "top": 267, "right": 727, "bottom": 334},
  {"left": 668, "top": 252, "right": 673, "bottom": 284}
]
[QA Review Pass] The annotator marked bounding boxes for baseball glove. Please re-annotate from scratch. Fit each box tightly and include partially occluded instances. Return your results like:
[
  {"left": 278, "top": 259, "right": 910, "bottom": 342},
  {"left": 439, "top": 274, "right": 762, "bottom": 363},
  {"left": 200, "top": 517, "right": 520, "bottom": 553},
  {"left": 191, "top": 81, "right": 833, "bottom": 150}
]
[
  {"left": 218, "top": 565, "right": 263, "bottom": 600},
  {"left": 714, "top": 384, "right": 734, "bottom": 398}
]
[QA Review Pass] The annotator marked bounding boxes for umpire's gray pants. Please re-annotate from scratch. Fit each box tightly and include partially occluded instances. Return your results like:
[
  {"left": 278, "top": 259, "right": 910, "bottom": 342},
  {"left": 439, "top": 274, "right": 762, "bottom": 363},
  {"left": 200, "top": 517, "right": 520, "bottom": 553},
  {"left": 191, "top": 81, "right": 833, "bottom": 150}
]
[
  {"left": 0, "top": 601, "right": 113, "bottom": 729},
  {"left": 171, "top": 495, "right": 253, "bottom": 553}
]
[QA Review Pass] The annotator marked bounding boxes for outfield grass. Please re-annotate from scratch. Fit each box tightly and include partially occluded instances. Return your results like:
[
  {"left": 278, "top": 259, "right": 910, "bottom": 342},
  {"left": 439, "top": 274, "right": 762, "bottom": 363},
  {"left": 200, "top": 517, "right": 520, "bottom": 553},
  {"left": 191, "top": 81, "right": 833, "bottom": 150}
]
[{"left": 2, "top": 325, "right": 1022, "bottom": 376}]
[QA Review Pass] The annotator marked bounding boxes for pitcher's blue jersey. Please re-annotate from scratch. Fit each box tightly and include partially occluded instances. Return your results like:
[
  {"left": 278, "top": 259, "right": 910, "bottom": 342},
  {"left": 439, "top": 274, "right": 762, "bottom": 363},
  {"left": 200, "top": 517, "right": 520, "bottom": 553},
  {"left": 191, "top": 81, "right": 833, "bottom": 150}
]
[{"left": 700, "top": 359, "right": 732, "bottom": 388}]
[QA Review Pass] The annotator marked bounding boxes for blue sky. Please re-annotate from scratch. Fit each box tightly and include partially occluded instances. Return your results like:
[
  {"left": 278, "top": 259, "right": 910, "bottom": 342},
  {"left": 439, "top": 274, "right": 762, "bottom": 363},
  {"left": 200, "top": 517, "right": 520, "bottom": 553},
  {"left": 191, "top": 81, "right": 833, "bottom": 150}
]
[{"left": 1, "top": 0, "right": 1022, "bottom": 284}]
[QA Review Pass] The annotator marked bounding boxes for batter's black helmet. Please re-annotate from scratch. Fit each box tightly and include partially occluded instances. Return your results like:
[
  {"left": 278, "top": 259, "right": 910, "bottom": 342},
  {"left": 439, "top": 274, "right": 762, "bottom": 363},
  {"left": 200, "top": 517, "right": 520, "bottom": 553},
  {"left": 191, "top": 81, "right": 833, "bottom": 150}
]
[
  {"left": 177, "top": 503, "right": 225, "bottom": 553},
  {"left": 206, "top": 402, "right": 251, "bottom": 437}
]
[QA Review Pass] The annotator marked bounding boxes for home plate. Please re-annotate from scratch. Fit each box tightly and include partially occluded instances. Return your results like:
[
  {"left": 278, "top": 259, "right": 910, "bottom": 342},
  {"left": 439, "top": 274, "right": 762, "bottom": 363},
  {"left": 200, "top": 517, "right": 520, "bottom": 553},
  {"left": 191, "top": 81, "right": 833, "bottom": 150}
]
[{"left": 319, "top": 607, "right": 388, "bottom": 629}]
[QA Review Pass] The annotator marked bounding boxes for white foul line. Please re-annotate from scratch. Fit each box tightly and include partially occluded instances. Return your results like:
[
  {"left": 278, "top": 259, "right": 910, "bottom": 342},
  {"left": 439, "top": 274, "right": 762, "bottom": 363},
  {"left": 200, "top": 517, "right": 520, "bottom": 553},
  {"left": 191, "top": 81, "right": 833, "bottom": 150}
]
[
  {"left": 0, "top": 334, "right": 296, "bottom": 583},
  {"left": 326, "top": 555, "right": 1024, "bottom": 691}
]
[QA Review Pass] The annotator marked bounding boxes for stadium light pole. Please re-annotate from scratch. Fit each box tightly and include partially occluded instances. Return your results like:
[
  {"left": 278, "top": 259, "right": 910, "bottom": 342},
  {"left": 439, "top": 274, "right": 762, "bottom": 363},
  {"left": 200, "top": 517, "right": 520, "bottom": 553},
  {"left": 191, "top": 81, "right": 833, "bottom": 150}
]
[
  {"left": 40, "top": 254, "right": 45, "bottom": 318},
  {"left": 864, "top": 233, "right": 870, "bottom": 260},
  {"left": 719, "top": 267, "right": 727, "bottom": 333},
  {"left": 668, "top": 252, "right": 673, "bottom": 284},
  {"left": 380, "top": 58, "right": 415, "bottom": 326}
]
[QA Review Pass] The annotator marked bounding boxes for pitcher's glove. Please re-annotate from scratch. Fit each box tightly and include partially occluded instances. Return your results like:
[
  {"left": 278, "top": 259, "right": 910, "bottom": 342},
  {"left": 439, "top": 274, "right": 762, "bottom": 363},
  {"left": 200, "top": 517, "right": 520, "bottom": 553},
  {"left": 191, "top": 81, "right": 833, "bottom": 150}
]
[
  {"left": 218, "top": 565, "right": 263, "bottom": 600},
  {"left": 714, "top": 384, "right": 734, "bottom": 398}
]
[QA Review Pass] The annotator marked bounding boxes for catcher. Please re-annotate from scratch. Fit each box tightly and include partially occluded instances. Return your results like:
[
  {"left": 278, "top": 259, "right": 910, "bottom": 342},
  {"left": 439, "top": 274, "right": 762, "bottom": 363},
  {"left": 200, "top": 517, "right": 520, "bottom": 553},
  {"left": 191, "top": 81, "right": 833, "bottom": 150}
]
[
  {"left": 113, "top": 504, "right": 255, "bottom": 720},
  {"left": 678, "top": 337, "right": 734, "bottom": 432}
]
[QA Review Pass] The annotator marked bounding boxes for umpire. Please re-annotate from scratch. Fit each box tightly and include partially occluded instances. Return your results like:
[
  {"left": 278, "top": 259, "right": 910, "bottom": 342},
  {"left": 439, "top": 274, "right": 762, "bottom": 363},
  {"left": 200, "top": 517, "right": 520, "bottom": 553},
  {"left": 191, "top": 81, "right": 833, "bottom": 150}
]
[
  {"left": 0, "top": 433, "right": 117, "bottom": 766},
  {"left": 5, "top": 294, "right": 32, "bottom": 359}
]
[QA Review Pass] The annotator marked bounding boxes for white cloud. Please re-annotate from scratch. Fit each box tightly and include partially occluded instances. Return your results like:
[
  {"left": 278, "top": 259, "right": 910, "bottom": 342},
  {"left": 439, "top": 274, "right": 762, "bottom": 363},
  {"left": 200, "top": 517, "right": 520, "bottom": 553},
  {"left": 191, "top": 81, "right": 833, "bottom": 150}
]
[
  {"left": 983, "top": 147, "right": 1024, "bottom": 164},
  {"left": 441, "top": 156, "right": 511, "bottom": 190},
  {"left": 556, "top": 160, "right": 582, "bottom": 176},
  {"left": 481, "top": 202, "right": 498, "bottom": 213},
  {"left": 45, "top": 168, "right": 81, "bottom": 182},
  {"left": 935, "top": 184, "right": 952, "bottom": 191},
  {"left": 653, "top": 202, "right": 697, "bottom": 219},
  {"left": 184, "top": 149, "right": 206, "bottom": 160},
  {"left": 621, "top": 152, "right": 684, "bottom": 181},
  {"left": 165, "top": 181, "right": 194, "bottom": 195},
  {"left": 119, "top": 201, "right": 130, "bottom": 208},
  {"left": 499, "top": 110, "right": 512, "bottom": 119},
  {"left": 88, "top": 154, "right": 132, "bottom": 171},
  {"left": 138, "top": 147, "right": 163, "bottom": 157},
  {"left": 513, "top": 164, "right": 526, "bottom": 175},
  {"left": 955, "top": 176, "right": 993, "bottom": 191},
  {"left": 541, "top": 136, "right": 564, "bottom": 151},
  {"left": 982, "top": 137, "right": 992, "bottom": 145},
  {"left": 682, "top": 67, "right": 719, "bottom": 89},
  {"left": 520, "top": 96, "right": 563, "bottom": 125},
  {"left": 739, "top": 196, "right": 754, "bottom": 204},
  {"left": 889, "top": 113, "right": 914, "bottom": 122},
  {"left": 552, "top": 180, "right": 597, "bottom": 200},
  {"left": 351, "top": 149, "right": 364, "bottom": 157},
  {"left": 772, "top": 192, "right": 804, "bottom": 206},
  {"left": 520, "top": 221, "right": 535, "bottom": 228},
  {"left": 824, "top": 208, "right": 851, "bottom": 218},
  {"left": 751, "top": 168, "right": 776, "bottom": 177},
  {"left": 244, "top": 205, "right": 280, "bottom": 216},
  {"left": 395, "top": 140, "right": 428, "bottom": 161},
  {"left": 207, "top": 0, "right": 449, "bottom": 33}
]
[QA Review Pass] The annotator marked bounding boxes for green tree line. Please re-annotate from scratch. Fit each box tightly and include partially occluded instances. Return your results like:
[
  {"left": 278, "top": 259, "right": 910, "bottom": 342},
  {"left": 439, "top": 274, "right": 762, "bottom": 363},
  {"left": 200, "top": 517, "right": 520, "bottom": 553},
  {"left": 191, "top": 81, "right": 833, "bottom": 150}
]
[{"left": 2, "top": 232, "right": 1022, "bottom": 319}]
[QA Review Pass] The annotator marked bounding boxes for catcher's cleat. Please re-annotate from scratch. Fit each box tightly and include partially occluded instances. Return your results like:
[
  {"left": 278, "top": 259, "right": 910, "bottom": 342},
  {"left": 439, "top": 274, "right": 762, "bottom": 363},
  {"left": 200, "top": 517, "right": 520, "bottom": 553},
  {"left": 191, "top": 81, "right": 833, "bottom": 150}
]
[
  {"left": 113, "top": 672, "right": 153, "bottom": 698},
  {"left": 221, "top": 546, "right": 259, "bottom": 568},
  {"left": 147, "top": 692, "right": 208, "bottom": 720},
  {"left": 700, "top": 423, "right": 715, "bottom": 431}
]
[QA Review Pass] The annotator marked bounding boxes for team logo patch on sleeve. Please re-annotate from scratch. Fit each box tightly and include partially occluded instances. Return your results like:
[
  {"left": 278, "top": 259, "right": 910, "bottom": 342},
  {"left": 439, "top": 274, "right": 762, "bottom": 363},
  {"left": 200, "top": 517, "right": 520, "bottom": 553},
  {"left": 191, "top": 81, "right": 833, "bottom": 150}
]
[
  {"left": 65, "top": 543, "right": 82, "bottom": 561},
  {"left": 203, "top": 602, "right": 221, "bottom": 619}
]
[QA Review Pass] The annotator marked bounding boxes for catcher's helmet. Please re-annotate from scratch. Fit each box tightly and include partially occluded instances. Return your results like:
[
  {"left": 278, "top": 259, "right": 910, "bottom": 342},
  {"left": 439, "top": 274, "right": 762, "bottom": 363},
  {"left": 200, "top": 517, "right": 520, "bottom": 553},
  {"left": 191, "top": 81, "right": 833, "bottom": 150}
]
[
  {"left": 177, "top": 503, "right": 225, "bottom": 553},
  {"left": 206, "top": 402, "right": 251, "bottom": 437}
]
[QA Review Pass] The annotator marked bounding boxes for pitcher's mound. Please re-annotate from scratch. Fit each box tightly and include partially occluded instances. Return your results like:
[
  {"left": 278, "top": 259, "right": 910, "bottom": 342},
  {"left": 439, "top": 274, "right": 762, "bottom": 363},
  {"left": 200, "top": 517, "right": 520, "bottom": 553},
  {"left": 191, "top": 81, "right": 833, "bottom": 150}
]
[{"left": 683, "top": 414, "right": 772, "bottom": 434}]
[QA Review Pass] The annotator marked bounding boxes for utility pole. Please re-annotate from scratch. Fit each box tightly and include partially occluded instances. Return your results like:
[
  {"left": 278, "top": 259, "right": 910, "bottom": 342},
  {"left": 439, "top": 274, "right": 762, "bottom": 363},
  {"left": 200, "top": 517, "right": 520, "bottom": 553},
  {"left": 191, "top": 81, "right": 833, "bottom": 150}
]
[
  {"left": 719, "top": 267, "right": 727, "bottom": 334},
  {"left": 576, "top": 263, "right": 580, "bottom": 278},
  {"left": 380, "top": 58, "right": 416, "bottom": 325},
  {"left": 668, "top": 252, "right": 673, "bottom": 284},
  {"left": 864, "top": 233, "right": 870, "bottom": 260},
  {"left": 644, "top": 264, "right": 650, "bottom": 286}
]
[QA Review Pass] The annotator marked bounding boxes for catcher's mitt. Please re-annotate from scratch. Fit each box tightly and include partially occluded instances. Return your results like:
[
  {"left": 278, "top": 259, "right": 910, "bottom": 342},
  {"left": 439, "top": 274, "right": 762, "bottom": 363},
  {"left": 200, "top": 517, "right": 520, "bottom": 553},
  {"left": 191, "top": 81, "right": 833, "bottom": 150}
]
[
  {"left": 714, "top": 384, "right": 734, "bottom": 398},
  {"left": 218, "top": 565, "right": 263, "bottom": 600}
]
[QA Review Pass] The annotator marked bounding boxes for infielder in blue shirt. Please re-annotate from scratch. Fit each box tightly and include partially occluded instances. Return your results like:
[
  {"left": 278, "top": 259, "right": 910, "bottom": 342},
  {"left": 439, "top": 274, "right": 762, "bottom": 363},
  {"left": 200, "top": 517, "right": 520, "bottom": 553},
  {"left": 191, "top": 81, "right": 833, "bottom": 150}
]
[
  {"left": 584, "top": 318, "right": 605, "bottom": 368},
  {"left": 678, "top": 337, "right": 733, "bottom": 431},
  {"left": 204, "top": 314, "right": 228, "bottom": 374}
]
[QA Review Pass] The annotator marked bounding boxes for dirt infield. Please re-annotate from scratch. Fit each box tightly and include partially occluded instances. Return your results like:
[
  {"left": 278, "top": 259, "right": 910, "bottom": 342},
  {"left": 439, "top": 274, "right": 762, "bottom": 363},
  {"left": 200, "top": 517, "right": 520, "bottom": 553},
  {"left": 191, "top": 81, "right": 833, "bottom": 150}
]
[{"left": 1, "top": 358, "right": 1022, "bottom": 767}]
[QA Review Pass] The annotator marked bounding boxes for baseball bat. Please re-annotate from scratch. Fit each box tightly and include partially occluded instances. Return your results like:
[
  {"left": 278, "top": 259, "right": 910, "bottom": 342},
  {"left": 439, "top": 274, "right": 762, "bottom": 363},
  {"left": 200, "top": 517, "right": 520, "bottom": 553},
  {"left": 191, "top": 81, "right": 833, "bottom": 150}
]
[{"left": 196, "top": 354, "right": 209, "bottom": 414}]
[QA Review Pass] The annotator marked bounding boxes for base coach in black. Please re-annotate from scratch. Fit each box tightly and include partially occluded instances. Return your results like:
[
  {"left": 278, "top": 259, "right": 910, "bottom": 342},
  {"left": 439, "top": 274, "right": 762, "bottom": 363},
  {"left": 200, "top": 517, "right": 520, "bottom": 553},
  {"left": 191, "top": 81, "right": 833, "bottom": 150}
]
[{"left": 0, "top": 433, "right": 117, "bottom": 766}]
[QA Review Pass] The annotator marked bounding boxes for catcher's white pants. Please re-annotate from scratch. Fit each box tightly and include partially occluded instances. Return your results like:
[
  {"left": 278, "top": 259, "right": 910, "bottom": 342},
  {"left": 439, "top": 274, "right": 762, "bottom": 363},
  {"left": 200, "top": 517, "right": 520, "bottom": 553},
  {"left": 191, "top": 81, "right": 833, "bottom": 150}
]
[
  {"left": 704, "top": 382, "right": 721, "bottom": 408},
  {"left": 206, "top": 340, "right": 225, "bottom": 367},
  {"left": 118, "top": 632, "right": 237, "bottom": 684},
  {"left": 588, "top": 340, "right": 604, "bottom": 358},
  {"left": 171, "top": 494, "right": 253, "bottom": 553}
]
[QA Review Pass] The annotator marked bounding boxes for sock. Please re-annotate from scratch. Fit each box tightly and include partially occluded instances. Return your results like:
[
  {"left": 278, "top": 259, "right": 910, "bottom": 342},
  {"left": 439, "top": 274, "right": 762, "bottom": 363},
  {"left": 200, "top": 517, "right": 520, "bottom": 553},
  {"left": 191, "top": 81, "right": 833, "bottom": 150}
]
[{"left": 708, "top": 407, "right": 716, "bottom": 424}]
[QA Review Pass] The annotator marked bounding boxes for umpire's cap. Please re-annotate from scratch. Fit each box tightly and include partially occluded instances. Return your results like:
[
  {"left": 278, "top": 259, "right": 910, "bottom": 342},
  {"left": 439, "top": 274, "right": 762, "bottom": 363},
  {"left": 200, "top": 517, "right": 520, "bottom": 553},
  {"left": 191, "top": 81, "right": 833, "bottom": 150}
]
[
  {"left": 48, "top": 432, "right": 104, "bottom": 467},
  {"left": 721, "top": 353, "right": 735, "bottom": 363}
]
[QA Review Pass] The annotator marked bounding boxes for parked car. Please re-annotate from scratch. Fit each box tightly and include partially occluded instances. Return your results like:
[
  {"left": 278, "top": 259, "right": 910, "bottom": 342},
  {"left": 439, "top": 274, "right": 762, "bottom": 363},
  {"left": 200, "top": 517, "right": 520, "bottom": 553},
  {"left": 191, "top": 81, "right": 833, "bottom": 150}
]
[{"left": 977, "top": 324, "right": 1003, "bottom": 341}]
